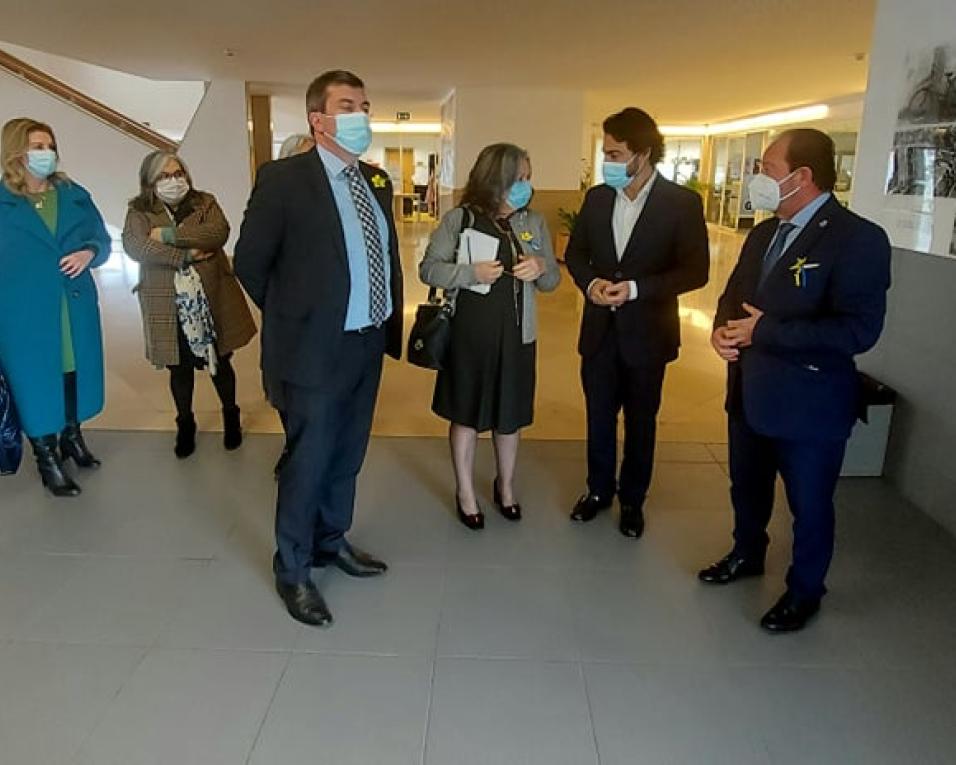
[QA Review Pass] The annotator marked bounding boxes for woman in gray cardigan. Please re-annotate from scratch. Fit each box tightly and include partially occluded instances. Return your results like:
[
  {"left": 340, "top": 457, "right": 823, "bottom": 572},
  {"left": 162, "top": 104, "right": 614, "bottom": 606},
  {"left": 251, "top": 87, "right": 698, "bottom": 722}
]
[{"left": 419, "top": 143, "right": 560, "bottom": 530}]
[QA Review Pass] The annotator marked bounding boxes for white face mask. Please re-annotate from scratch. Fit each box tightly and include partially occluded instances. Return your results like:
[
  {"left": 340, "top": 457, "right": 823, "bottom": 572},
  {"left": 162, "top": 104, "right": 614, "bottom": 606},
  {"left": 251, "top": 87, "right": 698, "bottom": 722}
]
[
  {"left": 748, "top": 170, "right": 800, "bottom": 212},
  {"left": 155, "top": 177, "right": 189, "bottom": 205}
]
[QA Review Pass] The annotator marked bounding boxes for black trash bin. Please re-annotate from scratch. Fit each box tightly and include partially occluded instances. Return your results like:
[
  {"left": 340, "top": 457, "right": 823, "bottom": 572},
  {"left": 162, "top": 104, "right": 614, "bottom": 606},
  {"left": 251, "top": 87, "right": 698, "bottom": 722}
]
[{"left": 841, "top": 371, "right": 898, "bottom": 477}]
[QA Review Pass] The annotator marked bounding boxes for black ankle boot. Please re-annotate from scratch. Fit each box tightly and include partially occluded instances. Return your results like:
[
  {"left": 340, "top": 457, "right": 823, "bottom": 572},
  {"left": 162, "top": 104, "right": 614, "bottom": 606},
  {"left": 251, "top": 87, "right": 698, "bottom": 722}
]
[
  {"left": 175, "top": 414, "right": 197, "bottom": 459},
  {"left": 30, "top": 435, "right": 81, "bottom": 497},
  {"left": 59, "top": 424, "right": 101, "bottom": 468},
  {"left": 223, "top": 406, "right": 242, "bottom": 451}
]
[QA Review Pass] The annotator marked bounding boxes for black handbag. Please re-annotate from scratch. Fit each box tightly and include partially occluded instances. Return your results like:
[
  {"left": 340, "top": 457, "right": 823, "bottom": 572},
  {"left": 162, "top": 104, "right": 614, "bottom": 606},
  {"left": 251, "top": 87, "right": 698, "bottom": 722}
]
[
  {"left": 407, "top": 287, "right": 454, "bottom": 370},
  {"left": 407, "top": 207, "right": 473, "bottom": 370},
  {"left": 0, "top": 369, "right": 23, "bottom": 476}
]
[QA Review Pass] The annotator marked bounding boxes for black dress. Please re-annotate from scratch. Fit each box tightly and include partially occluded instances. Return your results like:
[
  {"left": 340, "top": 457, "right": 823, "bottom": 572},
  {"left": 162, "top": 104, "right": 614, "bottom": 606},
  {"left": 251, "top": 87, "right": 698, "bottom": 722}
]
[{"left": 432, "top": 211, "right": 536, "bottom": 434}]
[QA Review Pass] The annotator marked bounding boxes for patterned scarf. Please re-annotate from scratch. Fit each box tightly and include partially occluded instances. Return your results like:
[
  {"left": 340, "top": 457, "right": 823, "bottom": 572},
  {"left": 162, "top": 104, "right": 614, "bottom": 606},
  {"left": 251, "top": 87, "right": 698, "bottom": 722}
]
[{"left": 173, "top": 265, "right": 218, "bottom": 375}]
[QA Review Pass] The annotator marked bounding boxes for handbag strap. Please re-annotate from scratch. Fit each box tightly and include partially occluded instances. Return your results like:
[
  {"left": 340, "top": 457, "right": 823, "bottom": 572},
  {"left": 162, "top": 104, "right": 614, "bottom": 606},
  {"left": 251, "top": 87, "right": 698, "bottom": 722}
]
[{"left": 442, "top": 206, "right": 475, "bottom": 311}]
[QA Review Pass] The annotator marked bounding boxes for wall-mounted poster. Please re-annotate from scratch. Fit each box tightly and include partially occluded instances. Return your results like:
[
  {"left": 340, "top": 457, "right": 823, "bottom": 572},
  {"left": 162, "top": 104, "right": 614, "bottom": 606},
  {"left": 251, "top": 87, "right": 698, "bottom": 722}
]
[
  {"left": 883, "top": 43, "right": 956, "bottom": 257},
  {"left": 439, "top": 91, "right": 456, "bottom": 192}
]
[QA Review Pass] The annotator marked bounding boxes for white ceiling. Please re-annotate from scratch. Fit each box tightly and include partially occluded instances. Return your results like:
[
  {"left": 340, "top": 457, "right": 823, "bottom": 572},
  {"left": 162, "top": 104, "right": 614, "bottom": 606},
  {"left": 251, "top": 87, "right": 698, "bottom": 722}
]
[{"left": 0, "top": 0, "right": 876, "bottom": 124}]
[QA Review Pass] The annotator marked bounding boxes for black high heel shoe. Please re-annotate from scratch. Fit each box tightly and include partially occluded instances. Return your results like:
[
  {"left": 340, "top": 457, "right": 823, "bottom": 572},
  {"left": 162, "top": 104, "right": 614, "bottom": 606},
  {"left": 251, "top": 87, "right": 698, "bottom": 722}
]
[
  {"left": 59, "top": 424, "right": 101, "bottom": 469},
  {"left": 30, "top": 435, "right": 81, "bottom": 497},
  {"left": 456, "top": 496, "right": 485, "bottom": 531},
  {"left": 493, "top": 478, "right": 522, "bottom": 521}
]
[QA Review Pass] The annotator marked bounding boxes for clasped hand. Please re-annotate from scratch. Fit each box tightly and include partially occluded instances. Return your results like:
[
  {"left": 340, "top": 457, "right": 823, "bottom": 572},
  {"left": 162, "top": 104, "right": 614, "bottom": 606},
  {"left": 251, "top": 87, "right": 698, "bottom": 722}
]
[{"left": 711, "top": 303, "right": 764, "bottom": 362}]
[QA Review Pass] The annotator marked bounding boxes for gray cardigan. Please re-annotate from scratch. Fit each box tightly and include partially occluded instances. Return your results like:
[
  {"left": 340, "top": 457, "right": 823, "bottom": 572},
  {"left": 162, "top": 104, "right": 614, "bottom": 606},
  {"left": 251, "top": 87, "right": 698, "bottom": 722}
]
[{"left": 418, "top": 207, "right": 561, "bottom": 344}]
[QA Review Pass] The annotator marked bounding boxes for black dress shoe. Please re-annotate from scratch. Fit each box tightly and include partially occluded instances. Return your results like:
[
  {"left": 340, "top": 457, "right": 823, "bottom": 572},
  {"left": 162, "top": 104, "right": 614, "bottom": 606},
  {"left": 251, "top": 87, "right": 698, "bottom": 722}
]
[
  {"left": 456, "top": 496, "right": 485, "bottom": 531},
  {"left": 493, "top": 478, "right": 521, "bottom": 521},
  {"left": 29, "top": 435, "right": 81, "bottom": 497},
  {"left": 619, "top": 504, "right": 644, "bottom": 538},
  {"left": 698, "top": 553, "right": 765, "bottom": 584},
  {"left": 275, "top": 580, "right": 333, "bottom": 627},
  {"left": 570, "top": 492, "right": 612, "bottom": 522},
  {"left": 760, "top": 593, "right": 820, "bottom": 633},
  {"left": 317, "top": 542, "right": 388, "bottom": 577},
  {"left": 59, "top": 424, "right": 101, "bottom": 468}
]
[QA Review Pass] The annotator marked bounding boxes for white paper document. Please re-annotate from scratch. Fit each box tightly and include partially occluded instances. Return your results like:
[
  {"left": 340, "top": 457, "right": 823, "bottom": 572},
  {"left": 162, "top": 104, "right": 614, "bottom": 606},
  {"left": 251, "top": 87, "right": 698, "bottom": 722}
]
[{"left": 456, "top": 228, "right": 500, "bottom": 295}]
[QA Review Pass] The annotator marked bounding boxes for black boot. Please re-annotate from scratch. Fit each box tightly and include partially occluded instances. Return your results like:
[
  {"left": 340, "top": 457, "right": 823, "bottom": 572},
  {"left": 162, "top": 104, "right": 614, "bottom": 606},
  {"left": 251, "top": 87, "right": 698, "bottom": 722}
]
[
  {"left": 60, "top": 371, "right": 101, "bottom": 469},
  {"left": 223, "top": 406, "right": 242, "bottom": 451},
  {"left": 175, "top": 414, "right": 197, "bottom": 459},
  {"left": 59, "top": 424, "right": 101, "bottom": 468},
  {"left": 30, "top": 435, "right": 81, "bottom": 497}
]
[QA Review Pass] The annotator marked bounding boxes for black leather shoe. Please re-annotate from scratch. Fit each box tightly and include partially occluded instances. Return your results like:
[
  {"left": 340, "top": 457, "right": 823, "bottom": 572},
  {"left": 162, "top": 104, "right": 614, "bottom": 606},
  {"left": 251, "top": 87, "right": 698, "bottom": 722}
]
[
  {"left": 760, "top": 593, "right": 820, "bottom": 633},
  {"left": 317, "top": 542, "right": 388, "bottom": 577},
  {"left": 59, "top": 424, "right": 101, "bottom": 468},
  {"left": 493, "top": 478, "right": 521, "bottom": 521},
  {"left": 570, "top": 492, "right": 612, "bottom": 522},
  {"left": 619, "top": 504, "right": 644, "bottom": 538},
  {"left": 698, "top": 553, "right": 765, "bottom": 584},
  {"left": 29, "top": 435, "right": 81, "bottom": 497},
  {"left": 275, "top": 580, "right": 333, "bottom": 627},
  {"left": 174, "top": 414, "right": 196, "bottom": 459},
  {"left": 456, "top": 496, "right": 485, "bottom": 531}
]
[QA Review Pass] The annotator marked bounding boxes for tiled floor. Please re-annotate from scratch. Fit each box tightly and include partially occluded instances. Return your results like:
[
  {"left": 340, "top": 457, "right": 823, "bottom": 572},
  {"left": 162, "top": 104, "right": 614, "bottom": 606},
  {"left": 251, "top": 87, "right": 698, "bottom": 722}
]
[{"left": 1, "top": 431, "right": 955, "bottom": 764}]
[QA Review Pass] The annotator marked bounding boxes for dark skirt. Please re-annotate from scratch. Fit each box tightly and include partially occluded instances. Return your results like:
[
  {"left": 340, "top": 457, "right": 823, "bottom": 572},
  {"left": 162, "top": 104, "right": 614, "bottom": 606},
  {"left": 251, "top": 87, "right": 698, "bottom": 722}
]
[{"left": 432, "top": 278, "right": 536, "bottom": 434}]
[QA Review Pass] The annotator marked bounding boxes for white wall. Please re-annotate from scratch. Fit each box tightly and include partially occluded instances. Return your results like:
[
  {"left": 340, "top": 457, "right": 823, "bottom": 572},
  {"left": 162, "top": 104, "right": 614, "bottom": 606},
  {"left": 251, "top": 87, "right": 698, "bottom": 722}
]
[
  {"left": 453, "top": 87, "right": 585, "bottom": 190},
  {"left": 1, "top": 41, "right": 204, "bottom": 141},
  {"left": 1, "top": 72, "right": 253, "bottom": 253},
  {"left": 178, "top": 81, "right": 251, "bottom": 252},
  {"left": 853, "top": 0, "right": 956, "bottom": 534},
  {"left": 0, "top": 69, "right": 159, "bottom": 230}
]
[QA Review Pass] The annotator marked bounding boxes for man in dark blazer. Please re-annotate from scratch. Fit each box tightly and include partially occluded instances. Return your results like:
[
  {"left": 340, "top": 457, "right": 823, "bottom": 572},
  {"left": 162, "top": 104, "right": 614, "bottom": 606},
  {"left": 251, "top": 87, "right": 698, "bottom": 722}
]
[
  {"left": 699, "top": 128, "right": 891, "bottom": 632},
  {"left": 566, "top": 108, "right": 709, "bottom": 538},
  {"left": 235, "top": 70, "right": 403, "bottom": 627}
]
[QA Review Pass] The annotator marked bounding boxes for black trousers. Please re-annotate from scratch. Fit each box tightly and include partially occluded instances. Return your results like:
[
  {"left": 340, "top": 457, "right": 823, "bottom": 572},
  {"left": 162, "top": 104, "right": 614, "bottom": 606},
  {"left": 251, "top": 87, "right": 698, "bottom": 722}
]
[
  {"left": 581, "top": 325, "right": 667, "bottom": 506},
  {"left": 274, "top": 329, "right": 385, "bottom": 585},
  {"left": 167, "top": 354, "right": 237, "bottom": 417},
  {"left": 729, "top": 414, "right": 847, "bottom": 602}
]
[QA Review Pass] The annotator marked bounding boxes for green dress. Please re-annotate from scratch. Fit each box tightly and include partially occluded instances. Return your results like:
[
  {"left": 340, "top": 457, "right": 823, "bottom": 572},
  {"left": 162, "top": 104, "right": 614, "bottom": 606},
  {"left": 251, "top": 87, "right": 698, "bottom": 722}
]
[{"left": 27, "top": 188, "right": 76, "bottom": 373}]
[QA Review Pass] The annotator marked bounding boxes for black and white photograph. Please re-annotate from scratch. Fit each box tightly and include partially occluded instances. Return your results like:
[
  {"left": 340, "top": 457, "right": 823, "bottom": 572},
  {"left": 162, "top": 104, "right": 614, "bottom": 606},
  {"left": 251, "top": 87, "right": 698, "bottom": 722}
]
[
  {"left": 897, "top": 44, "right": 956, "bottom": 125},
  {"left": 885, "top": 123, "right": 956, "bottom": 198}
]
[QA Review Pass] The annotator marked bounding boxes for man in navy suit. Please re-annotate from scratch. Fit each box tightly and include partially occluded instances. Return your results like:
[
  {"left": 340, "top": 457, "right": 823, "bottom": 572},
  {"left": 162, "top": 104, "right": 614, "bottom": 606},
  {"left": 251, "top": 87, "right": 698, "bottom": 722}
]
[
  {"left": 699, "top": 128, "right": 891, "bottom": 632},
  {"left": 235, "top": 71, "right": 403, "bottom": 627}
]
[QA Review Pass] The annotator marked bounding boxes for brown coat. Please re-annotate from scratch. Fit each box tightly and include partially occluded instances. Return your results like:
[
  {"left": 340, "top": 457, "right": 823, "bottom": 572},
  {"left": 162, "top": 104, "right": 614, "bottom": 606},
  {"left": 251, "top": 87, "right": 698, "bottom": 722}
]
[{"left": 122, "top": 191, "right": 257, "bottom": 367}]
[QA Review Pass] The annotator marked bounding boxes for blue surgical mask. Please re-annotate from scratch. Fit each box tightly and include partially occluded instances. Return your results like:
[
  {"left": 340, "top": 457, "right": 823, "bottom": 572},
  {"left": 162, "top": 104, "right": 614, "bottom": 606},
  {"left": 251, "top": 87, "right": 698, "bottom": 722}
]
[
  {"left": 26, "top": 149, "right": 58, "bottom": 179},
  {"left": 603, "top": 156, "right": 639, "bottom": 190},
  {"left": 507, "top": 179, "right": 533, "bottom": 210},
  {"left": 332, "top": 112, "right": 373, "bottom": 156}
]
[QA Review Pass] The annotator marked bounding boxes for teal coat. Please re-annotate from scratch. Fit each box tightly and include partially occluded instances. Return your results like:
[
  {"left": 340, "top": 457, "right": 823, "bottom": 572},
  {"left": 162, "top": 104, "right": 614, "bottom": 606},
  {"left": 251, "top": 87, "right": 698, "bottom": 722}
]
[{"left": 0, "top": 180, "right": 110, "bottom": 437}]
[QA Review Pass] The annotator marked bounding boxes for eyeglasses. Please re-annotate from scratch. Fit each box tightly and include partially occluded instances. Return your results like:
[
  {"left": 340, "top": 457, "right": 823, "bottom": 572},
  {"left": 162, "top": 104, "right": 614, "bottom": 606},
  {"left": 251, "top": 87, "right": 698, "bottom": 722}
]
[{"left": 157, "top": 170, "right": 186, "bottom": 181}]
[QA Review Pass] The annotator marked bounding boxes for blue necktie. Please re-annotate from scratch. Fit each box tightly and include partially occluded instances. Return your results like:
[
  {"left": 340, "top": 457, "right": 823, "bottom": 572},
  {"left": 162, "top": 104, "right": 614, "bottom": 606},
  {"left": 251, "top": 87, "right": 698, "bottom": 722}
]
[
  {"left": 758, "top": 221, "right": 796, "bottom": 288},
  {"left": 343, "top": 165, "right": 388, "bottom": 325}
]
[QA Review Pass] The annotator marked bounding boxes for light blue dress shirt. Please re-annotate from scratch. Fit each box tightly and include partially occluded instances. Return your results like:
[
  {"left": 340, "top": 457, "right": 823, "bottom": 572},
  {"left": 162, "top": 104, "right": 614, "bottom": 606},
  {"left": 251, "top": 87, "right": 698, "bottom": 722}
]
[
  {"left": 316, "top": 145, "right": 392, "bottom": 330},
  {"left": 767, "top": 191, "right": 832, "bottom": 256}
]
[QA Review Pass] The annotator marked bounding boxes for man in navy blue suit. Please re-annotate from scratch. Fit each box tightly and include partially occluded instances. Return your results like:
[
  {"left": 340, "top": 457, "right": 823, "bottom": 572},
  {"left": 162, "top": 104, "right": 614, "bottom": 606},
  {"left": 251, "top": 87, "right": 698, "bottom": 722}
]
[{"left": 698, "top": 128, "right": 891, "bottom": 632}]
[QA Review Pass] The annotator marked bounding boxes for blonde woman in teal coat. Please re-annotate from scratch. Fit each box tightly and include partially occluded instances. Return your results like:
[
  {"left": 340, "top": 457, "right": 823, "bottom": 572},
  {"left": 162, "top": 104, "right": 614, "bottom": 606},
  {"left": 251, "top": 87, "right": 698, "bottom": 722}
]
[{"left": 0, "top": 119, "right": 110, "bottom": 497}]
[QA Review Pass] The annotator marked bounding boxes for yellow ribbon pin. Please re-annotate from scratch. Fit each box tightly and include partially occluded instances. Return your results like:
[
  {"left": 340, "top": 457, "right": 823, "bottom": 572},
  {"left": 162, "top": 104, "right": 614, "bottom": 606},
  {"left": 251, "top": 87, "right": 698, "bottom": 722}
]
[
  {"left": 789, "top": 257, "right": 819, "bottom": 287},
  {"left": 371, "top": 174, "right": 387, "bottom": 189},
  {"left": 519, "top": 231, "right": 534, "bottom": 242}
]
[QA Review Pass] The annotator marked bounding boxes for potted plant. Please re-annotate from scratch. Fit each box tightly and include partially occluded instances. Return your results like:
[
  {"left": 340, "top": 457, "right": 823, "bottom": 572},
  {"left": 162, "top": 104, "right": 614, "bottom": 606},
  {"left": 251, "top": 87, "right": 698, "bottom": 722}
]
[{"left": 555, "top": 207, "right": 578, "bottom": 262}]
